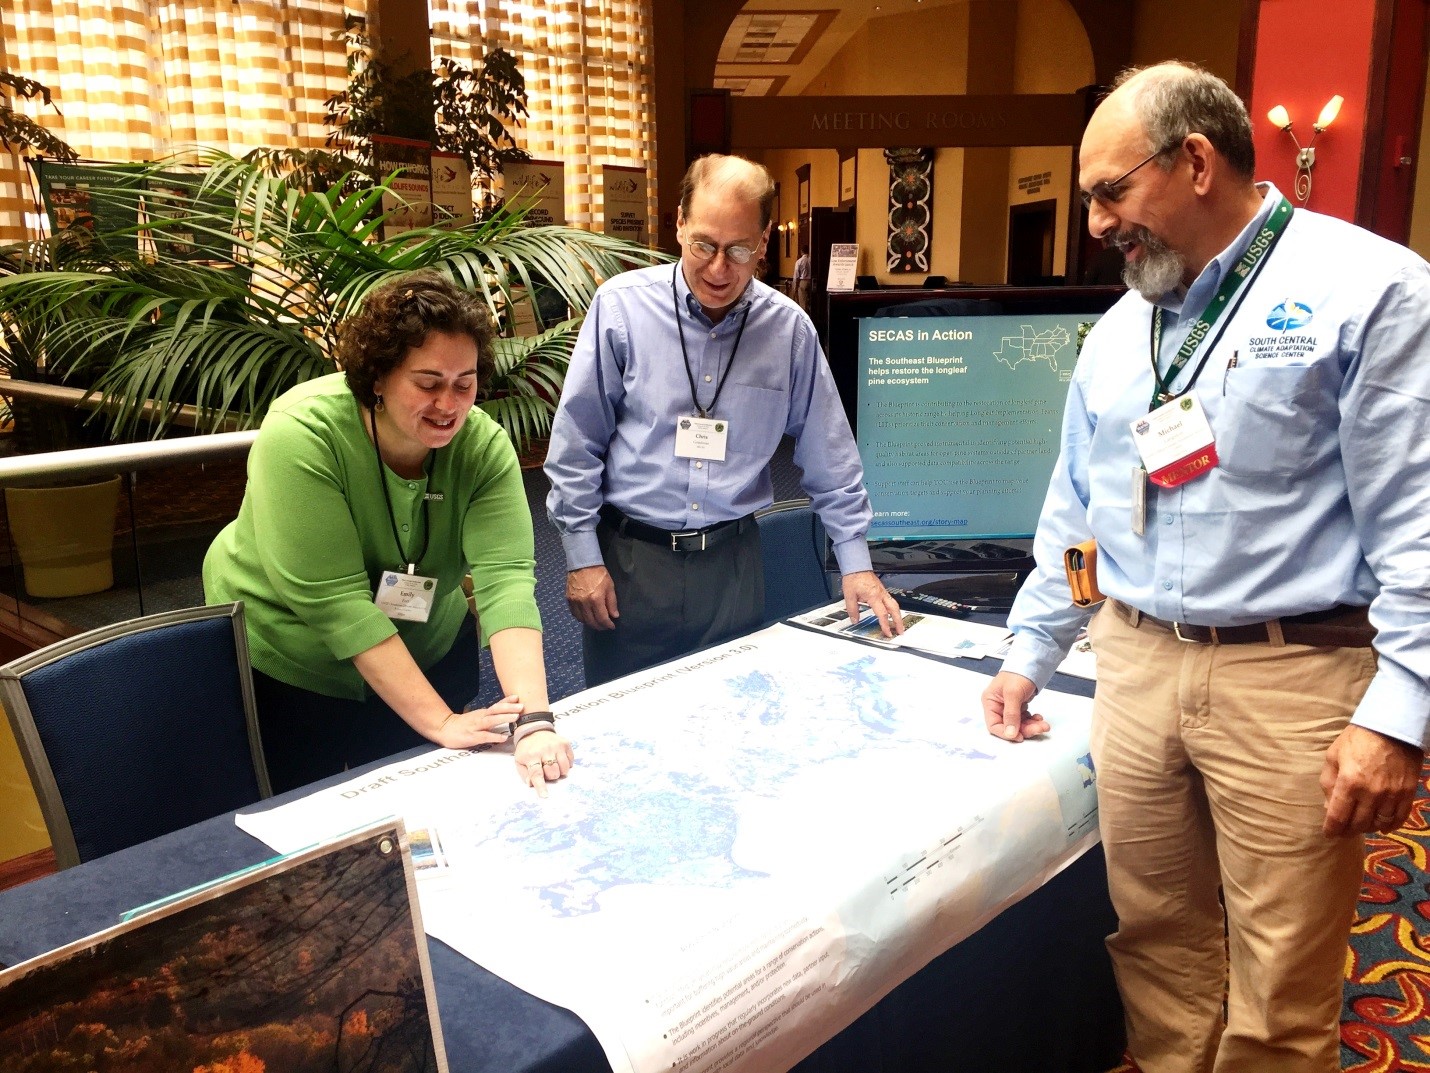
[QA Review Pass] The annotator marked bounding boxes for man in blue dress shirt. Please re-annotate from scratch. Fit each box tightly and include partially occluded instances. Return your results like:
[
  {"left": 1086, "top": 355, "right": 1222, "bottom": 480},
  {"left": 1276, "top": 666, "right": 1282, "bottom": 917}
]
[
  {"left": 982, "top": 62, "right": 1429, "bottom": 1072},
  {"left": 546, "top": 154, "right": 902, "bottom": 686}
]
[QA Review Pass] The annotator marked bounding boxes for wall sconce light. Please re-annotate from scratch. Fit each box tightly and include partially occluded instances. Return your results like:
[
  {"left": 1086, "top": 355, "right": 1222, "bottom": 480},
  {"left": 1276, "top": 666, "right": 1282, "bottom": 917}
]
[{"left": 1267, "top": 95, "right": 1343, "bottom": 203}]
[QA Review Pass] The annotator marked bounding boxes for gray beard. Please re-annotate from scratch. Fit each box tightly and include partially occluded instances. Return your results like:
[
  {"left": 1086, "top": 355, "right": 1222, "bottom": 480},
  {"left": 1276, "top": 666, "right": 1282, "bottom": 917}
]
[{"left": 1110, "top": 228, "right": 1185, "bottom": 300}]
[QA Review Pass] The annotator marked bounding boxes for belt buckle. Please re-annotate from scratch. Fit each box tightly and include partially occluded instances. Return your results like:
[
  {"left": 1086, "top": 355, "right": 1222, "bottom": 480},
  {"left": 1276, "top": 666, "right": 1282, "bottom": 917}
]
[
  {"left": 671, "top": 529, "right": 705, "bottom": 552},
  {"left": 1172, "top": 622, "right": 1216, "bottom": 644}
]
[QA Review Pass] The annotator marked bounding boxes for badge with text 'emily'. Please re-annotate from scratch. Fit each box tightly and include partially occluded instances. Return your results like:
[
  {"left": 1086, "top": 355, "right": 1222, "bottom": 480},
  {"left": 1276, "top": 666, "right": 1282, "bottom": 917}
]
[{"left": 1129, "top": 394, "right": 1219, "bottom": 488}]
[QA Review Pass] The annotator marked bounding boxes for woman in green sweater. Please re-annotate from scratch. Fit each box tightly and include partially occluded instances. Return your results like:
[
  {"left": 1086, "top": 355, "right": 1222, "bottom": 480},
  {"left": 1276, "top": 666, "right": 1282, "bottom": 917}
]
[{"left": 205, "top": 270, "right": 571, "bottom": 794}]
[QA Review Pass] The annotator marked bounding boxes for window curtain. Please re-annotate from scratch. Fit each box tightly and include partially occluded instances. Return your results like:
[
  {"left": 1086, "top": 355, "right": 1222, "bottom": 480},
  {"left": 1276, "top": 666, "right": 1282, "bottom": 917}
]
[
  {"left": 1, "top": 0, "right": 359, "bottom": 243},
  {"left": 428, "top": 0, "right": 656, "bottom": 231}
]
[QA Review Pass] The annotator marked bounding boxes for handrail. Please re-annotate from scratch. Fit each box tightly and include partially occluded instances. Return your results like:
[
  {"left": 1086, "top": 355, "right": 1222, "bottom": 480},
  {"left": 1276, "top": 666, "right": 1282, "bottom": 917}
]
[
  {"left": 0, "top": 377, "right": 246, "bottom": 432},
  {"left": 0, "top": 430, "right": 257, "bottom": 485}
]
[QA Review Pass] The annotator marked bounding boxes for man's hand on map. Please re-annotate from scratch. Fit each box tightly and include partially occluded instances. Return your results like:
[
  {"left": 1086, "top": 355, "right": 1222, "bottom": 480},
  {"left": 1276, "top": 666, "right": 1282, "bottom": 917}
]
[
  {"left": 515, "top": 729, "right": 574, "bottom": 799},
  {"left": 981, "top": 671, "right": 1049, "bottom": 743},
  {"left": 841, "top": 571, "right": 905, "bottom": 638}
]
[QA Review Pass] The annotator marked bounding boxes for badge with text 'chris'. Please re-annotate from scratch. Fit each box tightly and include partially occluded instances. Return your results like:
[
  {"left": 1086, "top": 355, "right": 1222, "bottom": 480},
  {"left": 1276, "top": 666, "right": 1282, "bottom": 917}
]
[
  {"left": 1129, "top": 394, "right": 1219, "bottom": 488},
  {"left": 674, "top": 414, "right": 729, "bottom": 461}
]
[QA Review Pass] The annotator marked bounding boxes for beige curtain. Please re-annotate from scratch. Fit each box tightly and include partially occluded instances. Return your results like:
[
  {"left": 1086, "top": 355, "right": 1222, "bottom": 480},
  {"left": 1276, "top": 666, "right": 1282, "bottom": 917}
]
[
  {"left": 1, "top": 0, "right": 360, "bottom": 243},
  {"left": 428, "top": 0, "right": 656, "bottom": 231}
]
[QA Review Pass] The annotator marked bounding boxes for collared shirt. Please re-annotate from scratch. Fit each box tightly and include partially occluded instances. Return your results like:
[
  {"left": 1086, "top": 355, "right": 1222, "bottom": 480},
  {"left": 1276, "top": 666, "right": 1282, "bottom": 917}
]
[
  {"left": 545, "top": 263, "right": 874, "bottom": 575},
  {"left": 204, "top": 374, "right": 541, "bottom": 699},
  {"left": 1005, "top": 183, "right": 1430, "bottom": 750}
]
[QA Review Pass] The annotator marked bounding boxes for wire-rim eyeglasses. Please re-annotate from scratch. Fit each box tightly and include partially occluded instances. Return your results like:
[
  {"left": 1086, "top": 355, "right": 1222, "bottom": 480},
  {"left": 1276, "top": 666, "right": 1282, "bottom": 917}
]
[{"left": 1080, "top": 145, "right": 1175, "bottom": 210}]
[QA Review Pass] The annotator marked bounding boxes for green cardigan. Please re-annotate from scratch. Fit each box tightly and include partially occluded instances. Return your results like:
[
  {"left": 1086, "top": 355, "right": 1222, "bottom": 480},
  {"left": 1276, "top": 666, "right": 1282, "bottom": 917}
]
[{"left": 204, "top": 373, "right": 542, "bottom": 699}]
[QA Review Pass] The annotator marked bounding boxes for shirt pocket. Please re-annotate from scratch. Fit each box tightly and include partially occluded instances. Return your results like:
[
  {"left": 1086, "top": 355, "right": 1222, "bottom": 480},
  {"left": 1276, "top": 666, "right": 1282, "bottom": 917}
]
[
  {"left": 1214, "top": 363, "right": 1338, "bottom": 478},
  {"left": 719, "top": 381, "right": 788, "bottom": 461}
]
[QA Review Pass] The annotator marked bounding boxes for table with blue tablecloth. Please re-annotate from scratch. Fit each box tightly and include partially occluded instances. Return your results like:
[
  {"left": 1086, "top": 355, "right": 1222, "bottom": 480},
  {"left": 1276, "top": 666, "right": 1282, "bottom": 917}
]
[{"left": 0, "top": 617, "right": 1122, "bottom": 1073}]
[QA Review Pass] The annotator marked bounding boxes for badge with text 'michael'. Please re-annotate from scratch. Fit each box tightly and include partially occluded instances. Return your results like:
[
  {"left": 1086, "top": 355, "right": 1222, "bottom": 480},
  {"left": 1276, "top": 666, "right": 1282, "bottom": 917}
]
[{"left": 1129, "top": 394, "right": 1219, "bottom": 488}]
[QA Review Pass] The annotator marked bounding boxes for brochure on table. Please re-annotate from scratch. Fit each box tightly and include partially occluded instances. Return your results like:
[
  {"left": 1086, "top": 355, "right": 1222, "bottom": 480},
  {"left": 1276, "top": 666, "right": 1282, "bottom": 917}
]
[
  {"left": 788, "top": 598, "right": 1011, "bottom": 661},
  {"left": 237, "top": 624, "right": 1099, "bottom": 1073}
]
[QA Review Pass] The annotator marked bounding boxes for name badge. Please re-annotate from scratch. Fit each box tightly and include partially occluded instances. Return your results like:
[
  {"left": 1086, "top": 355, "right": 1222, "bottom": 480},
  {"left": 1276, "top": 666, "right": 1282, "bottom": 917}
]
[
  {"left": 375, "top": 570, "right": 437, "bottom": 622},
  {"left": 1129, "top": 394, "right": 1219, "bottom": 488},
  {"left": 674, "top": 415, "right": 729, "bottom": 461}
]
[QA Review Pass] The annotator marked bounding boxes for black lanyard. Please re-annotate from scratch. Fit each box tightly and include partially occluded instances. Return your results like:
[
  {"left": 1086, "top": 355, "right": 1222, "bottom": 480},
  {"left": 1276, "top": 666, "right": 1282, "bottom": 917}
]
[
  {"left": 672, "top": 266, "right": 751, "bottom": 419},
  {"left": 1148, "top": 195, "right": 1293, "bottom": 409},
  {"left": 369, "top": 406, "right": 433, "bottom": 574}
]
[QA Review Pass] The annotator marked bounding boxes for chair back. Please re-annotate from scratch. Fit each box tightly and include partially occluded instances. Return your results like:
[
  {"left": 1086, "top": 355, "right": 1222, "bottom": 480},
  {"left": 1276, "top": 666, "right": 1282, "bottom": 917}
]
[
  {"left": 755, "top": 499, "right": 834, "bottom": 625},
  {"left": 0, "top": 603, "right": 272, "bottom": 869}
]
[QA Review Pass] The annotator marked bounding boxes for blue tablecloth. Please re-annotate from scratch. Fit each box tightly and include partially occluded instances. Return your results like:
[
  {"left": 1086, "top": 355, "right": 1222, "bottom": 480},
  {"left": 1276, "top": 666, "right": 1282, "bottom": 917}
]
[{"left": 0, "top": 625, "right": 1121, "bottom": 1073}]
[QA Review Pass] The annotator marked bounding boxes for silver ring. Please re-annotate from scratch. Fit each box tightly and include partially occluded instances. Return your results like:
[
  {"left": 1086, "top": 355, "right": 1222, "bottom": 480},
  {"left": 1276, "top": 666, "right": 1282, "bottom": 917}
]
[{"left": 542, "top": 757, "right": 560, "bottom": 766}]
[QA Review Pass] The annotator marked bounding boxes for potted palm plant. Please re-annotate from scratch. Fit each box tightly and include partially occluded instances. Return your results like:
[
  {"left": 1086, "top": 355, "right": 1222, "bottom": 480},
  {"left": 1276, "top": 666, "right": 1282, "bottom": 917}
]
[
  {"left": 0, "top": 72, "right": 125, "bottom": 598},
  {"left": 0, "top": 152, "right": 669, "bottom": 451}
]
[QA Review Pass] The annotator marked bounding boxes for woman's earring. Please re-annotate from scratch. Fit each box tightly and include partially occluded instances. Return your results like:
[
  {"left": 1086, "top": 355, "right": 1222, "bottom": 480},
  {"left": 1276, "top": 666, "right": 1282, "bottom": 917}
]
[{"left": 375, "top": 394, "right": 385, "bottom": 413}]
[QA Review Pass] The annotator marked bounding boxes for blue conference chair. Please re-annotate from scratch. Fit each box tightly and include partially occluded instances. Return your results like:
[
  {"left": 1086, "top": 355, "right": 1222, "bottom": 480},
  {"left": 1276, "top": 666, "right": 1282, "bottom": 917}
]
[
  {"left": 755, "top": 499, "right": 835, "bottom": 625},
  {"left": 0, "top": 603, "right": 272, "bottom": 869}
]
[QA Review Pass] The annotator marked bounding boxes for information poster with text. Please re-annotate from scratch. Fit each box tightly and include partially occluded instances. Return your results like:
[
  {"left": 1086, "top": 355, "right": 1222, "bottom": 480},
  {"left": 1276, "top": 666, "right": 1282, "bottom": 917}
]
[
  {"left": 503, "top": 159, "right": 566, "bottom": 226},
  {"left": 602, "top": 164, "right": 648, "bottom": 244},
  {"left": 857, "top": 314, "right": 1098, "bottom": 540}
]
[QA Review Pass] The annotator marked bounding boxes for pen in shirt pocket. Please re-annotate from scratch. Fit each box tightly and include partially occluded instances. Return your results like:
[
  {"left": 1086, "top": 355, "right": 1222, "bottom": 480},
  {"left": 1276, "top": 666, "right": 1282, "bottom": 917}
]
[{"left": 1222, "top": 350, "right": 1239, "bottom": 395}]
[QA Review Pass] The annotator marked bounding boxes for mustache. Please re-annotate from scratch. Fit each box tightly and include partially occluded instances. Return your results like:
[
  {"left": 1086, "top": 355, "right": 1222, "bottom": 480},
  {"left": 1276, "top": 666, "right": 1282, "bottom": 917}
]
[{"left": 1104, "top": 226, "right": 1170, "bottom": 256}]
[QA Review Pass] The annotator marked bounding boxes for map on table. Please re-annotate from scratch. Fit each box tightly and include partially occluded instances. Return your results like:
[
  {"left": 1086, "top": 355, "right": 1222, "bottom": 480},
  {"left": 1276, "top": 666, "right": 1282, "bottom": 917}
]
[{"left": 238, "top": 624, "right": 1097, "bottom": 1073}]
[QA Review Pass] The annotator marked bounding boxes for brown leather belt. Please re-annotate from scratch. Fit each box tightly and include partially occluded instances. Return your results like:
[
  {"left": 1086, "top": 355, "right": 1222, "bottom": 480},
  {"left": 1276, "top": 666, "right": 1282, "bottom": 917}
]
[
  {"left": 600, "top": 504, "right": 754, "bottom": 554},
  {"left": 1111, "top": 599, "right": 1375, "bottom": 648}
]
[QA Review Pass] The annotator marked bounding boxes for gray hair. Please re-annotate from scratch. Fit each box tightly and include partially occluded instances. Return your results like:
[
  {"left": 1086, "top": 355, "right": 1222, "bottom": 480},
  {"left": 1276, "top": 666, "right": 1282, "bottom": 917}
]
[
  {"left": 1112, "top": 62, "right": 1256, "bottom": 179},
  {"left": 679, "top": 154, "right": 778, "bottom": 231}
]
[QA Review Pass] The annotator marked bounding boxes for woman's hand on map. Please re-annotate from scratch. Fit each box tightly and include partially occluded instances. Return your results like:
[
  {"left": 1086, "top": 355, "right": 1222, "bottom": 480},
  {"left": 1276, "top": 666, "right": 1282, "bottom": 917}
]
[{"left": 515, "top": 730, "right": 574, "bottom": 799}]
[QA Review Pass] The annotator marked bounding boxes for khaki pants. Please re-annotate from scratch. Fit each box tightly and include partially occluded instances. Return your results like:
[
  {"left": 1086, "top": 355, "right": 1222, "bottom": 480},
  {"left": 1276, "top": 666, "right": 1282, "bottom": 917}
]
[{"left": 1087, "top": 601, "right": 1376, "bottom": 1073}]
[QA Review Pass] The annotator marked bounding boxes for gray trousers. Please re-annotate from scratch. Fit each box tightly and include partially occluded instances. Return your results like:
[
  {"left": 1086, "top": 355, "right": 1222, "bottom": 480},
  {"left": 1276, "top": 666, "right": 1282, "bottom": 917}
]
[{"left": 582, "top": 517, "right": 764, "bottom": 687}]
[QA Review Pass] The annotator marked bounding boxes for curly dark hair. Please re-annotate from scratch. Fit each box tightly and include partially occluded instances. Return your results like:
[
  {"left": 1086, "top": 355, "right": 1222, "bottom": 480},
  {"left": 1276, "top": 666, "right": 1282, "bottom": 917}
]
[{"left": 339, "top": 270, "right": 497, "bottom": 408}]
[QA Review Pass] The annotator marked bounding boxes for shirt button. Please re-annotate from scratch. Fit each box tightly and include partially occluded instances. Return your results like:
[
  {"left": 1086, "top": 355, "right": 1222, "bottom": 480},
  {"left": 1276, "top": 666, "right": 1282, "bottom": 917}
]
[
  {"left": 695, "top": 461, "right": 704, "bottom": 469},
  {"left": 402, "top": 523, "right": 411, "bottom": 533},
  {"left": 704, "top": 374, "right": 712, "bottom": 382},
  {"left": 407, "top": 482, "right": 418, "bottom": 490},
  {"left": 1161, "top": 580, "right": 1173, "bottom": 591},
  {"left": 692, "top": 503, "right": 700, "bottom": 511},
  {"left": 709, "top": 331, "right": 717, "bottom": 339},
  {"left": 1162, "top": 514, "right": 1173, "bottom": 525}
]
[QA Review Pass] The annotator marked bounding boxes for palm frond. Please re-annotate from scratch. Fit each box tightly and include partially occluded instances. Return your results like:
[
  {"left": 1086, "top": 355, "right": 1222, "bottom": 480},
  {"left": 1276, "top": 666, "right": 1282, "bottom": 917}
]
[{"left": 0, "top": 151, "right": 668, "bottom": 447}]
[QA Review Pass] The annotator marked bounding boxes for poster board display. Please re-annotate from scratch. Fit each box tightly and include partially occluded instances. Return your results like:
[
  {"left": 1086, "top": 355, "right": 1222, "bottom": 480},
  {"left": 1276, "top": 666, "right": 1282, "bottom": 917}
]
[
  {"left": 32, "top": 160, "right": 144, "bottom": 246},
  {"left": 374, "top": 135, "right": 434, "bottom": 238},
  {"left": 602, "top": 163, "right": 648, "bottom": 244},
  {"left": 430, "top": 150, "right": 473, "bottom": 226},
  {"left": 0, "top": 821, "right": 447, "bottom": 1072},
  {"left": 144, "top": 168, "right": 237, "bottom": 262},
  {"left": 503, "top": 159, "right": 566, "bottom": 226},
  {"left": 827, "top": 242, "right": 860, "bottom": 292}
]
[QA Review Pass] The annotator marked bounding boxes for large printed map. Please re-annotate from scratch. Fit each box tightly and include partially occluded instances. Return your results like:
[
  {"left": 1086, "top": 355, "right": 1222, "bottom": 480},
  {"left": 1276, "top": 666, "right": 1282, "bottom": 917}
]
[{"left": 238, "top": 625, "right": 1098, "bottom": 1073}]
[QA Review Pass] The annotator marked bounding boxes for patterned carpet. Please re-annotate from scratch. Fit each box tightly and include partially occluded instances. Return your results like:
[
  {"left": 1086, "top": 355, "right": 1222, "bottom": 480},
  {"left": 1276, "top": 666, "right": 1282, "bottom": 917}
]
[{"left": 1104, "top": 757, "right": 1430, "bottom": 1073}]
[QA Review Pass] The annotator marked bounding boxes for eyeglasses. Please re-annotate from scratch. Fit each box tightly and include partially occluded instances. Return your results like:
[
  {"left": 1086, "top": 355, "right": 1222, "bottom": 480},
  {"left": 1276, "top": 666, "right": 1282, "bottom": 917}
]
[
  {"left": 686, "top": 239, "right": 757, "bottom": 265},
  {"left": 1079, "top": 145, "right": 1174, "bottom": 210}
]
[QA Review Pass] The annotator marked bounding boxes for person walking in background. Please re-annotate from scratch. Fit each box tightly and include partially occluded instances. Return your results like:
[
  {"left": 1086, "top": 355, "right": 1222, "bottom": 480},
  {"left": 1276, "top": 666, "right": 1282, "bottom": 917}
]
[
  {"left": 205, "top": 270, "right": 571, "bottom": 795},
  {"left": 544, "top": 154, "right": 903, "bottom": 687},
  {"left": 793, "top": 245, "right": 811, "bottom": 310},
  {"left": 982, "top": 62, "right": 1429, "bottom": 1072}
]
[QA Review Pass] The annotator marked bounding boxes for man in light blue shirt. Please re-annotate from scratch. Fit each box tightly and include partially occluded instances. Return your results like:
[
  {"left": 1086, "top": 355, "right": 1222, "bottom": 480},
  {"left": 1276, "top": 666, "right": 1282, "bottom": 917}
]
[
  {"left": 546, "top": 154, "right": 902, "bottom": 685},
  {"left": 983, "top": 62, "right": 1429, "bottom": 1073}
]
